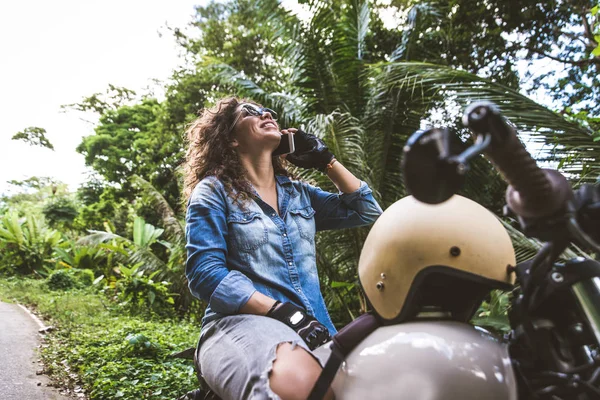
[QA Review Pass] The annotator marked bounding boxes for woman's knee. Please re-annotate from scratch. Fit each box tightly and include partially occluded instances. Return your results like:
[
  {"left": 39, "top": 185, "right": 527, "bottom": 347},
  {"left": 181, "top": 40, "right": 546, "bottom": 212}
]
[{"left": 269, "top": 342, "right": 322, "bottom": 400}]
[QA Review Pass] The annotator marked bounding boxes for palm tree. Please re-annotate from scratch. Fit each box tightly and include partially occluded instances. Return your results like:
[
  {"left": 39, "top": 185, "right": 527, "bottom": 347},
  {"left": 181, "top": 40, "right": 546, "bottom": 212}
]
[{"left": 193, "top": 0, "right": 598, "bottom": 324}]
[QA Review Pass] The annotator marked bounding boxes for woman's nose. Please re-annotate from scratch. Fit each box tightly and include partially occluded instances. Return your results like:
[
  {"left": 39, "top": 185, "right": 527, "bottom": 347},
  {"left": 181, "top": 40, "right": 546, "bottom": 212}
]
[{"left": 261, "top": 110, "right": 273, "bottom": 120}]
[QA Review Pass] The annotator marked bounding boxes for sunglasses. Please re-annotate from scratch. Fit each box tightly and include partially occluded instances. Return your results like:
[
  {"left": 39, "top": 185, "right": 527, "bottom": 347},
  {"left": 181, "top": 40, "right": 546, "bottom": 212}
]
[{"left": 227, "top": 103, "right": 278, "bottom": 134}]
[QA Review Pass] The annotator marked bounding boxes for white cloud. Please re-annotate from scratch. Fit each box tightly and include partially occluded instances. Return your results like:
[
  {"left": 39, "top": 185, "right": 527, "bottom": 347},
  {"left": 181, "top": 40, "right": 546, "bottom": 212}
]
[{"left": 0, "top": 0, "right": 201, "bottom": 195}]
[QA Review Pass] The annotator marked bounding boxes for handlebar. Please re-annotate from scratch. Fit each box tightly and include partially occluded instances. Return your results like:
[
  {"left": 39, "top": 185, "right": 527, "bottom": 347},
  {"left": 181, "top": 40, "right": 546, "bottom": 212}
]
[{"left": 462, "top": 102, "right": 573, "bottom": 219}]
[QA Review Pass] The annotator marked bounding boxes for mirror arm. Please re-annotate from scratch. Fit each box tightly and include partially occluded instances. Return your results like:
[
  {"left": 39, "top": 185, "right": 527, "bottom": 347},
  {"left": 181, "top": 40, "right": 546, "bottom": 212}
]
[{"left": 447, "top": 133, "right": 492, "bottom": 174}]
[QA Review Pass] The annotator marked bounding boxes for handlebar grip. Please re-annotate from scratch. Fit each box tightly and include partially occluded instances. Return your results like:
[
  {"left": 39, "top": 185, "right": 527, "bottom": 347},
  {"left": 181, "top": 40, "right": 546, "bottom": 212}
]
[{"left": 463, "top": 102, "right": 572, "bottom": 218}]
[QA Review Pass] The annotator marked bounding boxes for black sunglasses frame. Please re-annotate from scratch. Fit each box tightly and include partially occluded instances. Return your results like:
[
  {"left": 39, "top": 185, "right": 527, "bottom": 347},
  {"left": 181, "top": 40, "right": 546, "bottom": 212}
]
[{"left": 227, "top": 104, "right": 278, "bottom": 135}]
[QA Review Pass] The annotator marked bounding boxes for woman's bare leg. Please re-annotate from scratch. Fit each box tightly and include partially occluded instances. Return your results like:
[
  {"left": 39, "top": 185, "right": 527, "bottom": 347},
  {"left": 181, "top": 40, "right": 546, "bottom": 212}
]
[{"left": 269, "top": 342, "right": 334, "bottom": 400}]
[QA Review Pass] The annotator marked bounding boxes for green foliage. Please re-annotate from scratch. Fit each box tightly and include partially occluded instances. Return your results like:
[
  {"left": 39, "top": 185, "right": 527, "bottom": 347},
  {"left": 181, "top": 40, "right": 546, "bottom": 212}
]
[
  {"left": 0, "top": 211, "right": 62, "bottom": 275},
  {"left": 592, "top": 4, "right": 600, "bottom": 56},
  {"left": 61, "top": 84, "right": 137, "bottom": 115},
  {"left": 12, "top": 126, "right": 55, "bottom": 150},
  {"left": 47, "top": 268, "right": 96, "bottom": 291},
  {"left": 75, "top": 268, "right": 95, "bottom": 286},
  {"left": 132, "top": 217, "right": 164, "bottom": 248},
  {"left": 112, "top": 263, "right": 175, "bottom": 317},
  {"left": 6, "top": 176, "right": 60, "bottom": 191},
  {"left": 471, "top": 290, "right": 512, "bottom": 334},
  {"left": 2, "top": 178, "right": 69, "bottom": 218},
  {"left": 0, "top": 277, "right": 198, "bottom": 400},
  {"left": 42, "top": 197, "right": 79, "bottom": 229},
  {"left": 123, "top": 333, "right": 161, "bottom": 358},
  {"left": 78, "top": 214, "right": 195, "bottom": 314},
  {"left": 75, "top": 98, "right": 183, "bottom": 209},
  {"left": 75, "top": 187, "right": 133, "bottom": 234},
  {"left": 54, "top": 241, "right": 104, "bottom": 271},
  {"left": 47, "top": 269, "right": 77, "bottom": 290}
]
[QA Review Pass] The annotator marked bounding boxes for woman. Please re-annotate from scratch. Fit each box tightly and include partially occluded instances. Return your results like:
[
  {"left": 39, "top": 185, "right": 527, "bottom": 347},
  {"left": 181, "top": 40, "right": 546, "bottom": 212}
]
[{"left": 184, "top": 97, "right": 382, "bottom": 400}]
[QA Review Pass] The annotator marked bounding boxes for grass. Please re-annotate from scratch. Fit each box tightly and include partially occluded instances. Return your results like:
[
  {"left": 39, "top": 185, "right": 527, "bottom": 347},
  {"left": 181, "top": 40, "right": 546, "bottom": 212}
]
[{"left": 0, "top": 276, "right": 200, "bottom": 400}]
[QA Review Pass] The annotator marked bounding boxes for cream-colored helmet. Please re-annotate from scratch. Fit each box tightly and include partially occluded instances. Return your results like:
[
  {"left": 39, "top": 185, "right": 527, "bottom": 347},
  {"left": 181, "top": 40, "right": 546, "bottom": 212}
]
[{"left": 359, "top": 195, "right": 516, "bottom": 324}]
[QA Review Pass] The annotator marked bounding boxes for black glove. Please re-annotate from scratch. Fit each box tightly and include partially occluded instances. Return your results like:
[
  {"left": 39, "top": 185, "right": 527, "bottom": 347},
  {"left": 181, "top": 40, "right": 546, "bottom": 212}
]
[
  {"left": 575, "top": 183, "right": 600, "bottom": 244},
  {"left": 286, "top": 129, "right": 335, "bottom": 172},
  {"left": 267, "top": 301, "right": 331, "bottom": 350}
]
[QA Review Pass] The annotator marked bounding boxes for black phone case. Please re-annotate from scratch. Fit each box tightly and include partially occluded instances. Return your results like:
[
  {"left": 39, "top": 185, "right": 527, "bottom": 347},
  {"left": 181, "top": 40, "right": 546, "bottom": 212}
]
[{"left": 273, "top": 133, "right": 293, "bottom": 156}]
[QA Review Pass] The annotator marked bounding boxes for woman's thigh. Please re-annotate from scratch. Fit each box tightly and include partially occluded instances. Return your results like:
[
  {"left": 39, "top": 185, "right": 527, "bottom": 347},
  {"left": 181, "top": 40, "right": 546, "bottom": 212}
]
[{"left": 198, "top": 314, "right": 318, "bottom": 400}]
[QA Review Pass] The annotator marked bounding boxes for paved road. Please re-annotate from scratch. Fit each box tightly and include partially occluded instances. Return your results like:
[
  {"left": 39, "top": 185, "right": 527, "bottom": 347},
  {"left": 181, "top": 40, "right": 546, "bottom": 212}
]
[{"left": 0, "top": 301, "right": 70, "bottom": 399}]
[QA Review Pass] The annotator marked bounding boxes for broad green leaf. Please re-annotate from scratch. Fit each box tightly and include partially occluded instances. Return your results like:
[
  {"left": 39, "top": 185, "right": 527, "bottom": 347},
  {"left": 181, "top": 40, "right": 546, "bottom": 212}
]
[{"left": 331, "top": 281, "right": 356, "bottom": 289}]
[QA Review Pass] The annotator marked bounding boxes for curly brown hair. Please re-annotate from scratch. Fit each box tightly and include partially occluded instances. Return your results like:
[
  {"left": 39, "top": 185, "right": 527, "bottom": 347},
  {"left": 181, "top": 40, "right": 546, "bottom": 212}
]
[{"left": 183, "top": 97, "right": 289, "bottom": 205}]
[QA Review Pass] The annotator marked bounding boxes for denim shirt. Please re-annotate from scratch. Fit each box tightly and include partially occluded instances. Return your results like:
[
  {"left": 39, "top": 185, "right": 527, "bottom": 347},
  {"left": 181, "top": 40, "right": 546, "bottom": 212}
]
[{"left": 185, "top": 175, "right": 383, "bottom": 336}]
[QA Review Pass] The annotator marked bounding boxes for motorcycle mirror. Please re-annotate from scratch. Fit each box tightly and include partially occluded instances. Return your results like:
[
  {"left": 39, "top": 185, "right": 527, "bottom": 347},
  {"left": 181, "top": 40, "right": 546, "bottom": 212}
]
[{"left": 401, "top": 128, "right": 466, "bottom": 204}]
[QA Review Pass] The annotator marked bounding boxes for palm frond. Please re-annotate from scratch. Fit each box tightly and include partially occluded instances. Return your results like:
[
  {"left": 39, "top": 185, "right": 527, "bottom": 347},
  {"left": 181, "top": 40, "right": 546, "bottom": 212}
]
[
  {"left": 306, "top": 111, "right": 369, "bottom": 180},
  {"left": 390, "top": 2, "right": 443, "bottom": 62},
  {"left": 78, "top": 230, "right": 166, "bottom": 273},
  {"left": 368, "top": 62, "right": 597, "bottom": 180},
  {"left": 130, "top": 175, "right": 185, "bottom": 245},
  {"left": 202, "top": 60, "right": 307, "bottom": 126}
]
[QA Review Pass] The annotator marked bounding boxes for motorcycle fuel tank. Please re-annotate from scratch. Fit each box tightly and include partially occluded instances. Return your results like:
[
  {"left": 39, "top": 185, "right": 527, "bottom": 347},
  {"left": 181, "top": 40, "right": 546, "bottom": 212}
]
[{"left": 314, "top": 321, "right": 517, "bottom": 400}]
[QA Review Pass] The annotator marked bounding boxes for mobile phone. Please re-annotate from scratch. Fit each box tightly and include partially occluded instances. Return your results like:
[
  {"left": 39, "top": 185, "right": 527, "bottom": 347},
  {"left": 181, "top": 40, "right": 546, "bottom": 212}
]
[{"left": 272, "top": 133, "right": 296, "bottom": 156}]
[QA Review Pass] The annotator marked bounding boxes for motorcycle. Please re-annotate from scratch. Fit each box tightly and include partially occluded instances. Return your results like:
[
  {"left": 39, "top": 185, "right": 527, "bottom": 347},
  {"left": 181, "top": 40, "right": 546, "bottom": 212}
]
[{"left": 178, "top": 102, "right": 600, "bottom": 400}]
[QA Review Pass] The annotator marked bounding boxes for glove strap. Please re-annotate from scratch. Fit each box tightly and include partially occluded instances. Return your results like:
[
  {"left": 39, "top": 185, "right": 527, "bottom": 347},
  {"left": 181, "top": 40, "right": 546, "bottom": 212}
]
[{"left": 266, "top": 300, "right": 281, "bottom": 316}]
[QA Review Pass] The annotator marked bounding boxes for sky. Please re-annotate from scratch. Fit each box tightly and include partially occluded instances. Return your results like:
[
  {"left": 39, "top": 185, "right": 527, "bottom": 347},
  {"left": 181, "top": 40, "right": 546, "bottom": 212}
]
[{"left": 0, "top": 0, "right": 202, "bottom": 196}]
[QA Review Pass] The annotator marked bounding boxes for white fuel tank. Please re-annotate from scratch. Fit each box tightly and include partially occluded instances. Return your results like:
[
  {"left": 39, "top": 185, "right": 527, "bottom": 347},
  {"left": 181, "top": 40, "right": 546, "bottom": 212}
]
[{"left": 313, "top": 321, "right": 517, "bottom": 400}]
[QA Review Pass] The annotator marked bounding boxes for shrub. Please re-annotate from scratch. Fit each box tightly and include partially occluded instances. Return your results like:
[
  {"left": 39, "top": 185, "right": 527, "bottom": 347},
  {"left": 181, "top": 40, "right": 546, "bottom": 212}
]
[
  {"left": 47, "top": 270, "right": 76, "bottom": 290},
  {"left": 42, "top": 197, "right": 79, "bottom": 229},
  {"left": 47, "top": 268, "right": 96, "bottom": 291},
  {"left": 0, "top": 211, "right": 62, "bottom": 275},
  {"left": 73, "top": 268, "right": 95, "bottom": 287},
  {"left": 111, "top": 264, "right": 175, "bottom": 317},
  {"left": 123, "top": 333, "right": 161, "bottom": 358}
]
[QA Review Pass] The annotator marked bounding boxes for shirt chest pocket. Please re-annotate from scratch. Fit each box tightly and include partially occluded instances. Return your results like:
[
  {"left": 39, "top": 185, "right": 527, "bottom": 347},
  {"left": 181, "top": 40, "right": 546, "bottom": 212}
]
[
  {"left": 227, "top": 212, "right": 268, "bottom": 252},
  {"left": 289, "top": 206, "right": 316, "bottom": 243}
]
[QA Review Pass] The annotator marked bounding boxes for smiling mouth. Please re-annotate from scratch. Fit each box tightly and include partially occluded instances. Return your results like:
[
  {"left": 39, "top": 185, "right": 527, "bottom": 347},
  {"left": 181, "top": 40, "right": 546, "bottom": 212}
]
[{"left": 262, "top": 121, "right": 278, "bottom": 129}]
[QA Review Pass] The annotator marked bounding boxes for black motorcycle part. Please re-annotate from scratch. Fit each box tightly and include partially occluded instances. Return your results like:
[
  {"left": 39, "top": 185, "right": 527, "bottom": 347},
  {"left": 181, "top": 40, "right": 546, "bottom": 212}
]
[
  {"left": 509, "top": 258, "right": 600, "bottom": 399},
  {"left": 402, "top": 128, "right": 466, "bottom": 204},
  {"left": 463, "top": 101, "right": 573, "bottom": 220},
  {"left": 519, "top": 258, "right": 600, "bottom": 314}
]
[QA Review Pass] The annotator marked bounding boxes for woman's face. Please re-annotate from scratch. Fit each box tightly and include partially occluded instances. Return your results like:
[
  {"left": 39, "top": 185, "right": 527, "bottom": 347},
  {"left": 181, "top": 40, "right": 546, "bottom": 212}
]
[{"left": 229, "top": 103, "right": 281, "bottom": 154}]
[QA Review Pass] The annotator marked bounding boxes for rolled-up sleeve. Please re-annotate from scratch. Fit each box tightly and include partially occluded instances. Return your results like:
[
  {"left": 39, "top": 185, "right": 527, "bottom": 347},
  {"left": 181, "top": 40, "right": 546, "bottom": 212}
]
[
  {"left": 185, "top": 180, "right": 256, "bottom": 314},
  {"left": 306, "top": 181, "right": 383, "bottom": 231}
]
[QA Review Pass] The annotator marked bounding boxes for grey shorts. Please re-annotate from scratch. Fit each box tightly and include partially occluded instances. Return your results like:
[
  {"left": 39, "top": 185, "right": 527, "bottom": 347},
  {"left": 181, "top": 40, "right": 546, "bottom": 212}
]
[{"left": 196, "top": 314, "right": 328, "bottom": 400}]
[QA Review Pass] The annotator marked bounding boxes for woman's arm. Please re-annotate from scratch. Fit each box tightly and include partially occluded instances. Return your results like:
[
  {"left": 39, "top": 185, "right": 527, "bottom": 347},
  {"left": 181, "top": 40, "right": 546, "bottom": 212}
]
[
  {"left": 306, "top": 179, "right": 383, "bottom": 231},
  {"left": 283, "top": 127, "right": 383, "bottom": 229},
  {"left": 239, "top": 291, "right": 278, "bottom": 315},
  {"left": 325, "top": 159, "right": 360, "bottom": 194},
  {"left": 186, "top": 179, "right": 259, "bottom": 314}
]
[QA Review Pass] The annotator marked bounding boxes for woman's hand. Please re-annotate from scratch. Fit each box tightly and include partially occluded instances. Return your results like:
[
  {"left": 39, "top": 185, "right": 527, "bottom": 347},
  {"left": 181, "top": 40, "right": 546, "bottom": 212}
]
[
  {"left": 282, "top": 128, "right": 335, "bottom": 172},
  {"left": 267, "top": 301, "right": 331, "bottom": 350}
]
